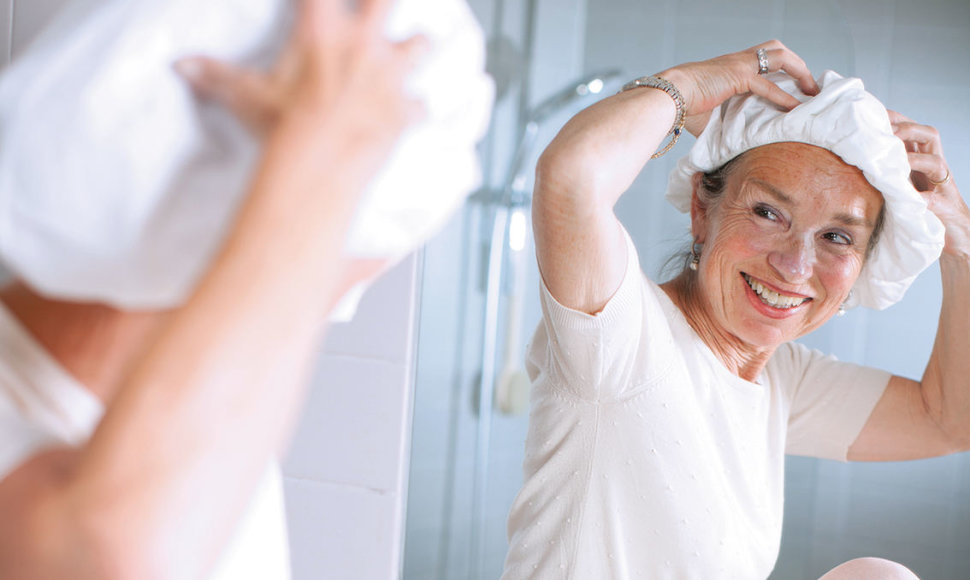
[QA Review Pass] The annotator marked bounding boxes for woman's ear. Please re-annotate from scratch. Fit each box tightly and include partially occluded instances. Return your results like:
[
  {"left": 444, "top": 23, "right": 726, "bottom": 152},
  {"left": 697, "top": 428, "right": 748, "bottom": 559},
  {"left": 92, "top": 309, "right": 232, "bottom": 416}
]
[{"left": 689, "top": 172, "right": 708, "bottom": 244}]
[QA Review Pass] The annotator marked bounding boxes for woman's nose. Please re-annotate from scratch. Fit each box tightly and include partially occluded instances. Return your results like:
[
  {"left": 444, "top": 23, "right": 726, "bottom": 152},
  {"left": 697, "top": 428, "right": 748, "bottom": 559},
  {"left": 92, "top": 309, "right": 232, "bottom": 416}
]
[{"left": 768, "top": 237, "right": 814, "bottom": 283}]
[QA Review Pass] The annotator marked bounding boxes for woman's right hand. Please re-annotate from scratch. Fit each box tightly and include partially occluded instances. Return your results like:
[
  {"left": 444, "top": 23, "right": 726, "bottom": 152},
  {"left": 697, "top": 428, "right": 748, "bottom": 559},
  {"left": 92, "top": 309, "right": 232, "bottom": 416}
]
[{"left": 659, "top": 40, "right": 819, "bottom": 135}]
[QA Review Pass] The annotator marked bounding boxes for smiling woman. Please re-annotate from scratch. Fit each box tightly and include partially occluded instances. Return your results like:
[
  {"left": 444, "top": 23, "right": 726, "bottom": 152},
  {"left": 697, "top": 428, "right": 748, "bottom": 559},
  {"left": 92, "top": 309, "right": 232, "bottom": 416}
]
[
  {"left": 678, "top": 143, "right": 887, "bottom": 367},
  {"left": 501, "top": 39, "right": 966, "bottom": 579}
]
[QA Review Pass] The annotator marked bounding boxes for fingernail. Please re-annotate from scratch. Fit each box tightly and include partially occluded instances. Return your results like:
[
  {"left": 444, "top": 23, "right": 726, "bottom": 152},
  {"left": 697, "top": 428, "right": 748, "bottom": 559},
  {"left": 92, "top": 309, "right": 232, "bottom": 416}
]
[{"left": 173, "top": 58, "right": 203, "bottom": 81}]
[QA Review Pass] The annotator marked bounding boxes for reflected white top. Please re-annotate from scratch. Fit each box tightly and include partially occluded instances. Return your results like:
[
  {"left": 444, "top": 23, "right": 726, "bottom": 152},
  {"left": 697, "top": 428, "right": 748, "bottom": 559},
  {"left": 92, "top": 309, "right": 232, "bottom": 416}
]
[{"left": 502, "top": 229, "right": 889, "bottom": 579}]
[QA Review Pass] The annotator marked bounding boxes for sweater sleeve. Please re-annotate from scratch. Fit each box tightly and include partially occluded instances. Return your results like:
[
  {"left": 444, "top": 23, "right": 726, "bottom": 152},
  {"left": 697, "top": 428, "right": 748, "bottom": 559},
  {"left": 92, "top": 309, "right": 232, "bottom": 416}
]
[
  {"left": 526, "top": 226, "right": 675, "bottom": 402},
  {"left": 770, "top": 342, "right": 890, "bottom": 461}
]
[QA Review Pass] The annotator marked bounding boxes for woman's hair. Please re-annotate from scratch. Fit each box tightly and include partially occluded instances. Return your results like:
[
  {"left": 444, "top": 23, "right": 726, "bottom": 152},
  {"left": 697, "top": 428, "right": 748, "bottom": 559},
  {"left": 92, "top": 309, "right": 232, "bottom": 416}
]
[
  {"left": 660, "top": 154, "right": 745, "bottom": 281},
  {"left": 661, "top": 152, "right": 887, "bottom": 280}
]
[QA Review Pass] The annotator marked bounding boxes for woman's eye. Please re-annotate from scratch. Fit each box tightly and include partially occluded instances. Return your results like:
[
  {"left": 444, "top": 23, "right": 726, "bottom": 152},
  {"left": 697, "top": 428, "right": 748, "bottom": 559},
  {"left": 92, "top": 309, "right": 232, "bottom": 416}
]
[
  {"left": 823, "top": 231, "right": 852, "bottom": 245},
  {"left": 754, "top": 205, "right": 778, "bottom": 221}
]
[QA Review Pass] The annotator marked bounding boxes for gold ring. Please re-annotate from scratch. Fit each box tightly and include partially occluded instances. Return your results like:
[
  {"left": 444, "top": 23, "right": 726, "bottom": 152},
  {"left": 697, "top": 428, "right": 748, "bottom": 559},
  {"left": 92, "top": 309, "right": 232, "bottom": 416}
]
[{"left": 929, "top": 169, "right": 952, "bottom": 186}]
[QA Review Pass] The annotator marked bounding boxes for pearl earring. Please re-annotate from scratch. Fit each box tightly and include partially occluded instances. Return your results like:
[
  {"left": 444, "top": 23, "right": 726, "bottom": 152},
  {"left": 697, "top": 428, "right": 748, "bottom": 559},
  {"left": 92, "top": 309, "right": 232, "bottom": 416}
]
[
  {"left": 837, "top": 290, "right": 853, "bottom": 317},
  {"left": 688, "top": 242, "right": 701, "bottom": 271}
]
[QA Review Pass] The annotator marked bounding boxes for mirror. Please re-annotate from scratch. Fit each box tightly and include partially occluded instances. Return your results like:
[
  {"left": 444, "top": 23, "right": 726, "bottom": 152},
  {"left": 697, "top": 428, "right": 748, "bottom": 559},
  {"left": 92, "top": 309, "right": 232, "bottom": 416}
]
[{"left": 405, "top": 0, "right": 970, "bottom": 578}]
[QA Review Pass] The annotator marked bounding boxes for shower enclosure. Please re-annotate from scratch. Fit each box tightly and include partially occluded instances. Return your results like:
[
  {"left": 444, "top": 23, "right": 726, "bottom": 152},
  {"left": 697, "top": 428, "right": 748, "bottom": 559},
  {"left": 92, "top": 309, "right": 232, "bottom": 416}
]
[{"left": 402, "top": 1, "right": 618, "bottom": 578}]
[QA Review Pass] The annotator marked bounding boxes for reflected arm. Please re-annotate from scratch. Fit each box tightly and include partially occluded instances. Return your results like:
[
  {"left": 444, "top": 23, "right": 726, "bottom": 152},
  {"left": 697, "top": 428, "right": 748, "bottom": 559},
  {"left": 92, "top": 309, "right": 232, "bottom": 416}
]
[
  {"left": 849, "top": 251, "right": 970, "bottom": 461},
  {"left": 533, "top": 86, "right": 675, "bottom": 314}
]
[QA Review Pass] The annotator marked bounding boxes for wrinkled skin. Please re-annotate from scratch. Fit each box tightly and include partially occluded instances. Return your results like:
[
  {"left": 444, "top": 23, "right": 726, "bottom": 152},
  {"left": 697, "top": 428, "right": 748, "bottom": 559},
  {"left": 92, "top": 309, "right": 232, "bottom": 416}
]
[{"left": 681, "top": 143, "right": 884, "bottom": 363}]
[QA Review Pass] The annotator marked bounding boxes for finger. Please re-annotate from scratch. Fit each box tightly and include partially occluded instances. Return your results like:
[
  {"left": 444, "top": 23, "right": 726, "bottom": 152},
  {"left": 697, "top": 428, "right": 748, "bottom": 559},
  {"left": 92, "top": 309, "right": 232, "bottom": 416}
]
[
  {"left": 174, "top": 56, "right": 259, "bottom": 101},
  {"left": 402, "top": 95, "right": 427, "bottom": 126},
  {"left": 887, "top": 109, "right": 914, "bottom": 124},
  {"left": 395, "top": 34, "right": 431, "bottom": 71},
  {"left": 751, "top": 40, "right": 818, "bottom": 95},
  {"left": 173, "top": 57, "right": 213, "bottom": 94},
  {"left": 297, "top": 0, "right": 353, "bottom": 85},
  {"left": 360, "top": 0, "right": 395, "bottom": 31},
  {"left": 748, "top": 75, "right": 801, "bottom": 110},
  {"left": 301, "top": 0, "right": 349, "bottom": 44},
  {"left": 893, "top": 122, "right": 943, "bottom": 155},
  {"left": 274, "top": 31, "right": 304, "bottom": 86},
  {"left": 907, "top": 152, "right": 951, "bottom": 188},
  {"left": 764, "top": 48, "right": 819, "bottom": 96},
  {"left": 684, "top": 111, "right": 712, "bottom": 137},
  {"left": 173, "top": 56, "right": 278, "bottom": 132}
]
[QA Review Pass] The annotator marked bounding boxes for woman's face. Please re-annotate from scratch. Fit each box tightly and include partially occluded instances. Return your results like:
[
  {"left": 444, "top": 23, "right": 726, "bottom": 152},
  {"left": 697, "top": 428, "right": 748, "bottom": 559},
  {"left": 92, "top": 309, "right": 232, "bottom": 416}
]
[{"left": 691, "top": 142, "right": 884, "bottom": 350}]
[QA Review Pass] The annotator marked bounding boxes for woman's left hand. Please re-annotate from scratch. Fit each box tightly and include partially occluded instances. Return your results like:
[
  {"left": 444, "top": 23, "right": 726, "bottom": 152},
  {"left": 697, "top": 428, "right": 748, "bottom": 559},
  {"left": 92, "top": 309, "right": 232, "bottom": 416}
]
[
  {"left": 174, "top": 49, "right": 294, "bottom": 138},
  {"left": 173, "top": 6, "right": 427, "bottom": 141},
  {"left": 890, "top": 110, "right": 970, "bottom": 257}
]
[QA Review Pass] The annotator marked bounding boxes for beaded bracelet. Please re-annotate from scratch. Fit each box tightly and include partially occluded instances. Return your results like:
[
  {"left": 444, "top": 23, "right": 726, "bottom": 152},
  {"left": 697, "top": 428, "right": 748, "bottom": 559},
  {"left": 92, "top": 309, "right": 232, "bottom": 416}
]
[{"left": 620, "top": 75, "right": 686, "bottom": 158}]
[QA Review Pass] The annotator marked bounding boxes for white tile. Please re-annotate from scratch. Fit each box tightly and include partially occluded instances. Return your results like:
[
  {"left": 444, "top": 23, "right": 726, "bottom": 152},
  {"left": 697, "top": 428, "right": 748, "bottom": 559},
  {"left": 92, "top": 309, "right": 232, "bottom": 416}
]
[
  {"left": 845, "top": 485, "right": 950, "bottom": 546},
  {"left": 780, "top": 20, "right": 856, "bottom": 77},
  {"left": 0, "top": 0, "right": 11, "bottom": 67},
  {"left": 850, "top": 455, "right": 960, "bottom": 495},
  {"left": 956, "top": 453, "right": 970, "bottom": 503},
  {"left": 10, "top": 0, "right": 68, "bottom": 59},
  {"left": 323, "top": 254, "right": 419, "bottom": 365},
  {"left": 583, "top": 0, "right": 665, "bottom": 77},
  {"left": 895, "top": 0, "right": 970, "bottom": 29},
  {"left": 890, "top": 25, "right": 970, "bottom": 88},
  {"left": 861, "top": 265, "right": 940, "bottom": 378},
  {"left": 284, "top": 478, "right": 403, "bottom": 580},
  {"left": 283, "top": 354, "right": 413, "bottom": 493},
  {"left": 401, "top": 528, "right": 441, "bottom": 580},
  {"left": 769, "top": 528, "right": 811, "bottom": 580},
  {"left": 528, "top": 0, "right": 590, "bottom": 109}
]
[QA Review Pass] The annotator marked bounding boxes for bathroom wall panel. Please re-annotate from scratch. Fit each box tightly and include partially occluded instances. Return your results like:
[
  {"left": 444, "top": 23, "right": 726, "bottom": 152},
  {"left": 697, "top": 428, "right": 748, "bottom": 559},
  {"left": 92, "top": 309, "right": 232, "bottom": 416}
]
[
  {"left": 285, "top": 478, "right": 404, "bottom": 580},
  {"left": 322, "top": 257, "right": 419, "bottom": 366},
  {"left": 283, "top": 351, "right": 413, "bottom": 493},
  {"left": 894, "top": 0, "right": 970, "bottom": 29},
  {"left": 283, "top": 254, "right": 420, "bottom": 580},
  {"left": 837, "top": 0, "right": 895, "bottom": 98},
  {"left": 1, "top": 0, "right": 11, "bottom": 66},
  {"left": 891, "top": 25, "right": 970, "bottom": 87},
  {"left": 10, "top": 0, "right": 65, "bottom": 58}
]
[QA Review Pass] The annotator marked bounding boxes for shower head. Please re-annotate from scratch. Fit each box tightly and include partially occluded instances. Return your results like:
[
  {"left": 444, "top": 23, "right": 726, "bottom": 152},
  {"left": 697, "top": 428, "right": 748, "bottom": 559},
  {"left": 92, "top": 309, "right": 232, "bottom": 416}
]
[
  {"left": 527, "top": 69, "right": 624, "bottom": 124},
  {"left": 501, "top": 69, "right": 625, "bottom": 199}
]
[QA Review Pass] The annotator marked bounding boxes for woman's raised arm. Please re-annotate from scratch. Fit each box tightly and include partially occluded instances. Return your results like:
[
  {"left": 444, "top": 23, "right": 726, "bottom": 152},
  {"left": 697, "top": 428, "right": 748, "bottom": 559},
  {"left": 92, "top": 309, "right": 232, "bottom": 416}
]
[
  {"left": 533, "top": 40, "right": 817, "bottom": 314},
  {"left": 850, "top": 112, "right": 970, "bottom": 461}
]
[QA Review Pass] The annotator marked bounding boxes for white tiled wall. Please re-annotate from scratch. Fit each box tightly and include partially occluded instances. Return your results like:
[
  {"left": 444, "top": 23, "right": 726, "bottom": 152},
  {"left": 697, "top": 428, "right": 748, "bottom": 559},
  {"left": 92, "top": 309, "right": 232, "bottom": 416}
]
[
  {"left": 3, "top": 2, "right": 422, "bottom": 578},
  {"left": 285, "top": 255, "right": 420, "bottom": 580}
]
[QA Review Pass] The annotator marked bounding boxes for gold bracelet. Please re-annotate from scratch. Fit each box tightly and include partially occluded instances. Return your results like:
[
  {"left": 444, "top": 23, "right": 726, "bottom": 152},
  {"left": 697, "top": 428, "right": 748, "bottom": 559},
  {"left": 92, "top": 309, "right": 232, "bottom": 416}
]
[{"left": 620, "top": 75, "right": 686, "bottom": 158}]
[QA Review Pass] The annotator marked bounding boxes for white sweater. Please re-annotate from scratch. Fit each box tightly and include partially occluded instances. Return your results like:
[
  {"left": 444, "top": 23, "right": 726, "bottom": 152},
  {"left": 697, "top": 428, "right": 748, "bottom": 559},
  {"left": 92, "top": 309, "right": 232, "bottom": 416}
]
[{"left": 502, "top": 230, "right": 889, "bottom": 579}]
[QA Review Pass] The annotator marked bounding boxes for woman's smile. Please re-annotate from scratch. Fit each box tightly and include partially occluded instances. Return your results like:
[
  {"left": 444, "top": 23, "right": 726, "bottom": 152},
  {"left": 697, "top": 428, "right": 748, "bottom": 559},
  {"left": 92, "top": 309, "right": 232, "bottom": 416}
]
[{"left": 741, "top": 272, "right": 811, "bottom": 312}]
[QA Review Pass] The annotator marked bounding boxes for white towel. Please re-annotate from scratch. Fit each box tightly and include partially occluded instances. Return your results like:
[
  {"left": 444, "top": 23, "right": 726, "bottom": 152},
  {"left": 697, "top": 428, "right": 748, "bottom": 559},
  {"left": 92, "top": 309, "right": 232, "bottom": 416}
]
[
  {"left": 0, "top": 0, "right": 493, "bottom": 320},
  {"left": 665, "top": 71, "right": 944, "bottom": 310}
]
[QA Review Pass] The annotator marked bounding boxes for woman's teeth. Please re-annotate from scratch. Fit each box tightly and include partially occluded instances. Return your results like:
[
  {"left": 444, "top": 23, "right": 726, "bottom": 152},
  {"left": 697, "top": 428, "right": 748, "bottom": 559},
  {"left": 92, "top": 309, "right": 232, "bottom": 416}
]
[{"left": 743, "top": 274, "right": 808, "bottom": 309}]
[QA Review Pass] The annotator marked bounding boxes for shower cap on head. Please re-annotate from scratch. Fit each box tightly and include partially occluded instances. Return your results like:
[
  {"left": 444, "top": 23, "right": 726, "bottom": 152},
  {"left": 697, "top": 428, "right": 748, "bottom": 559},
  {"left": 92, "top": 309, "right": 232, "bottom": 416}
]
[
  {"left": 0, "top": 0, "right": 493, "bottom": 321},
  {"left": 665, "top": 70, "right": 945, "bottom": 310}
]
